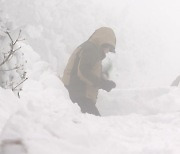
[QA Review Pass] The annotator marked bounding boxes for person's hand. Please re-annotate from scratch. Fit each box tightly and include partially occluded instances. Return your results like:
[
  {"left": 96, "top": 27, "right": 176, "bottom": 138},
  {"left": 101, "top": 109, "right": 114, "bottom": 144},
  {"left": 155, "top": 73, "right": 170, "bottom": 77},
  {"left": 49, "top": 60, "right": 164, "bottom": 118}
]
[{"left": 101, "top": 80, "right": 116, "bottom": 92}]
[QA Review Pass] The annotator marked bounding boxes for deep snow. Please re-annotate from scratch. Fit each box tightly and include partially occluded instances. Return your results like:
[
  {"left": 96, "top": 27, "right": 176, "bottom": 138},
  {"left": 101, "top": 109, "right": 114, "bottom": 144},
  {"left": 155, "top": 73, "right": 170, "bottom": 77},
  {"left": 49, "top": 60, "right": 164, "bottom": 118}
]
[{"left": 1, "top": 0, "right": 180, "bottom": 154}]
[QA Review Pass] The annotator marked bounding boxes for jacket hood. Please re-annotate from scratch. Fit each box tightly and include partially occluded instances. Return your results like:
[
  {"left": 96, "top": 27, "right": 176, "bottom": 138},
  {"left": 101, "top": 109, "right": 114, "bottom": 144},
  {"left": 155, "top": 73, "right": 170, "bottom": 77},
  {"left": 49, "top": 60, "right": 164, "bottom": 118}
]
[{"left": 88, "top": 27, "right": 116, "bottom": 48}]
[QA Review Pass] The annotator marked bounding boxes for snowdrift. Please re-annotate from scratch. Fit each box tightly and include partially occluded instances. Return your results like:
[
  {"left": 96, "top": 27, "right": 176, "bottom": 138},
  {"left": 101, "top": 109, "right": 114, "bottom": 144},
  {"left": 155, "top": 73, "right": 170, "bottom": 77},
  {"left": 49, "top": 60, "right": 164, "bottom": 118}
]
[
  {"left": 1, "top": 49, "right": 180, "bottom": 153},
  {"left": 1, "top": 75, "right": 180, "bottom": 153},
  {"left": 98, "top": 87, "right": 180, "bottom": 116},
  {"left": 1, "top": 0, "right": 180, "bottom": 153}
]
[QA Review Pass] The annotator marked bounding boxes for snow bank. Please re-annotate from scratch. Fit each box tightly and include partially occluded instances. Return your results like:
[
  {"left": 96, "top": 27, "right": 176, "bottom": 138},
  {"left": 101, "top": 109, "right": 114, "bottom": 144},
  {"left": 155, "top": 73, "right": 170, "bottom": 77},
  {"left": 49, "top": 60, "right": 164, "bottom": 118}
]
[
  {"left": 0, "top": 41, "right": 81, "bottom": 153},
  {"left": 0, "top": 88, "right": 19, "bottom": 133},
  {"left": 1, "top": 0, "right": 180, "bottom": 154},
  {"left": 98, "top": 87, "right": 180, "bottom": 116},
  {"left": 1, "top": 45, "right": 180, "bottom": 153}
]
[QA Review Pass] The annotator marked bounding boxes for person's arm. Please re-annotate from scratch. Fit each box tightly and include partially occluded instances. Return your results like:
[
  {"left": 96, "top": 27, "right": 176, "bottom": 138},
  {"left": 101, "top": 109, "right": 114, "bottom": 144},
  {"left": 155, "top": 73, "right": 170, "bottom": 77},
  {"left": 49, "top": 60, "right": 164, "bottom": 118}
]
[{"left": 78, "top": 43, "right": 116, "bottom": 92}]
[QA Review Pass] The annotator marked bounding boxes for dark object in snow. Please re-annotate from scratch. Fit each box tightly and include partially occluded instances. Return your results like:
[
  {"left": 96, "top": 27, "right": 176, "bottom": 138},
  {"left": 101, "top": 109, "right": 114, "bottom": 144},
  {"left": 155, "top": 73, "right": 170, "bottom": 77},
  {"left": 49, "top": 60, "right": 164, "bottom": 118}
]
[
  {"left": 0, "top": 139, "right": 27, "bottom": 154},
  {"left": 62, "top": 27, "right": 116, "bottom": 116},
  {"left": 171, "top": 75, "right": 180, "bottom": 86}
]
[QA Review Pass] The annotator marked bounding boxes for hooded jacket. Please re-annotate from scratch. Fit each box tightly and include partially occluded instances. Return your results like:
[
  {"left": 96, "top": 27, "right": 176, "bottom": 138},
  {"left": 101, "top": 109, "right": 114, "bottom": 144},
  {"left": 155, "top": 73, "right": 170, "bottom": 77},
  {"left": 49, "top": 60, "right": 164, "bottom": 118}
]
[{"left": 62, "top": 27, "right": 116, "bottom": 103}]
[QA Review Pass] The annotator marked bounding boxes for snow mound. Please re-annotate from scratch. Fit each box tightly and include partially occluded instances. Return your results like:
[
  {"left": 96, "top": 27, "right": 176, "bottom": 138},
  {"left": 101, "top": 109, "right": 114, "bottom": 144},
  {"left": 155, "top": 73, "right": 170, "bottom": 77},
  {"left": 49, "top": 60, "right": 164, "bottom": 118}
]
[
  {"left": 98, "top": 87, "right": 180, "bottom": 116},
  {"left": 1, "top": 0, "right": 180, "bottom": 153}
]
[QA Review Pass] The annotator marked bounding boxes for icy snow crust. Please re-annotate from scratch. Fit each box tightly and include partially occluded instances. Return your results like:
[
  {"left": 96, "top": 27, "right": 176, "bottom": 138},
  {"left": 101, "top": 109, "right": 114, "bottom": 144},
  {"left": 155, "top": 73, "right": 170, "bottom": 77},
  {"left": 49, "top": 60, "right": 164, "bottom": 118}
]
[{"left": 1, "top": 0, "right": 180, "bottom": 154}]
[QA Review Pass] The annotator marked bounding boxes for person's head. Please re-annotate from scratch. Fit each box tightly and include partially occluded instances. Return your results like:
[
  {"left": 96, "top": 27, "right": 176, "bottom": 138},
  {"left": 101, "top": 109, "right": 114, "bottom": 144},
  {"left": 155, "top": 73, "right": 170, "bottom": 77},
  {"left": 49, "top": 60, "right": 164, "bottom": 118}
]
[
  {"left": 88, "top": 27, "right": 116, "bottom": 55},
  {"left": 101, "top": 43, "right": 115, "bottom": 54}
]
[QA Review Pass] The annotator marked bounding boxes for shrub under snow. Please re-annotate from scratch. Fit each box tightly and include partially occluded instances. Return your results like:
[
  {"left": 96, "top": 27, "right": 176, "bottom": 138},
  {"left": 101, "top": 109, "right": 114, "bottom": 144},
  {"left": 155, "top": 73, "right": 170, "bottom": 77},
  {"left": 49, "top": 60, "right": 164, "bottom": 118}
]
[{"left": 0, "top": 13, "right": 27, "bottom": 97}]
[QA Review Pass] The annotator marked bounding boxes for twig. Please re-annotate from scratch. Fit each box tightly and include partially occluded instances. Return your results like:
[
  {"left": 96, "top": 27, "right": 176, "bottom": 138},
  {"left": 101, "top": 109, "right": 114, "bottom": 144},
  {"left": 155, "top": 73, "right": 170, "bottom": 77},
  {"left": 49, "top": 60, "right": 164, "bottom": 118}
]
[
  {"left": 8, "top": 46, "right": 21, "bottom": 61},
  {"left": 0, "top": 31, "right": 22, "bottom": 67},
  {"left": 13, "top": 30, "right": 22, "bottom": 45},
  {"left": 5, "top": 31, "right": 13, "bottom": 44},
  {"left": 0, "top": 66, "right": 20, "bottom": 72},
  {"left": 18, "top": 38, "right": 26, "bottom": 42},
  {"left": 12, "top": 78, "right": 28, "bottom": 91},
  {"left": 0, "top": 50, "right": 13, "bottom": 66},
  {"left": 13, "top": 46, "right": 21, "bottom": 53}
]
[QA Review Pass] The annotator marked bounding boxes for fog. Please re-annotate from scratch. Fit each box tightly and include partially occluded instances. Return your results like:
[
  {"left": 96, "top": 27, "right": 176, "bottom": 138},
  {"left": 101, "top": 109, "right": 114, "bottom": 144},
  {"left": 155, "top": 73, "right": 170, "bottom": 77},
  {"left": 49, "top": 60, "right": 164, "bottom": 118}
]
[
  {"left": 2, "top": 1, "right": 180, "bottom": 153},
  {"left": 2, "top": 0, "right": 180, "bottom": 88}
]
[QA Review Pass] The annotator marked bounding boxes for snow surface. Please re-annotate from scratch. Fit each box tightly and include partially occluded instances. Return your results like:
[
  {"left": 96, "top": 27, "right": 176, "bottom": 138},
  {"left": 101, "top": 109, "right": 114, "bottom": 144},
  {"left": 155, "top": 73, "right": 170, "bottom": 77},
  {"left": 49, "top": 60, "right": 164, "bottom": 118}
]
[{"left": 1, "top": 0, "right": 180, "bottom": 154}]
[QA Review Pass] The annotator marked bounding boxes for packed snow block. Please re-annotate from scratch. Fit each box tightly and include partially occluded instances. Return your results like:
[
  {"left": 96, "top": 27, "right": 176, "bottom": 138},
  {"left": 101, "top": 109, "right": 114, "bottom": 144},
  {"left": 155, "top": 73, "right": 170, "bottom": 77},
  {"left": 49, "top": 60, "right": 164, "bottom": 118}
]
[
  {"left": 0, "top": 139, "right": 27, "bottom": 154},
  {"left": 97, "top": 87, "right": 180, "bottom": 116},
  {"left": 0, "top": 112, "right": 28, "bottom": 154}
]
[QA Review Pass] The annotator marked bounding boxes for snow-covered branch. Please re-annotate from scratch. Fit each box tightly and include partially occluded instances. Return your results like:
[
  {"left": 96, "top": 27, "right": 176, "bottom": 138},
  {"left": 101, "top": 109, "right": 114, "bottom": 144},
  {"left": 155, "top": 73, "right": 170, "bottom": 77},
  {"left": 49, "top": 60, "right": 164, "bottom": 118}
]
[
  {"left": 0, "top": 30, "right": 27, "bottom": 97},
  {"left": 0, "top": 30, "right": 23, "bottom": 67}
]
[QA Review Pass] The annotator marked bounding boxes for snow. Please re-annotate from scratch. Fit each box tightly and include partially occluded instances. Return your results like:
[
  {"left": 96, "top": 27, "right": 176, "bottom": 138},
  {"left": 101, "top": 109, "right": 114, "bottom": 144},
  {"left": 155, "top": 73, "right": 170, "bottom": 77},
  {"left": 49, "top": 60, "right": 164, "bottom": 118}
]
[{"left": 1, "top": 0, "right": 180, "bottom": 154}]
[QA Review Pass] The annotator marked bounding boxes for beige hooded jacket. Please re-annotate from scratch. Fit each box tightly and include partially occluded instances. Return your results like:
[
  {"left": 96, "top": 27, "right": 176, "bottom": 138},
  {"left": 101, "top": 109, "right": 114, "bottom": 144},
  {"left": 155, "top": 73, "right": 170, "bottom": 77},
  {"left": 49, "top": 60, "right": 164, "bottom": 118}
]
[{"left": 62, "top": 27, "right": 116, "bottom": 103}]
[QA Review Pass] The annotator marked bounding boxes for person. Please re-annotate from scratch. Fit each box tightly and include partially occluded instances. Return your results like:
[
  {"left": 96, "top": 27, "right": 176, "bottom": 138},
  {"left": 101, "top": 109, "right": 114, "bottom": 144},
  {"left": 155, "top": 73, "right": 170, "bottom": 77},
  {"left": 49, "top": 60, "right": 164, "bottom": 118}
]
[{"left": 62, "top": 27, "right": 116, "bottom": 116}]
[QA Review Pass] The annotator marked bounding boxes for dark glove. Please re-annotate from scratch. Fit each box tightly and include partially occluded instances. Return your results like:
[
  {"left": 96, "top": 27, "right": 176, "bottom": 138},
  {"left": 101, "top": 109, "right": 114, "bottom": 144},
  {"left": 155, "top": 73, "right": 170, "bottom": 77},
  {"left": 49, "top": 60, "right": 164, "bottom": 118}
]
[{"left": 100, "top": 80, "right": 116, "bottom": 92}]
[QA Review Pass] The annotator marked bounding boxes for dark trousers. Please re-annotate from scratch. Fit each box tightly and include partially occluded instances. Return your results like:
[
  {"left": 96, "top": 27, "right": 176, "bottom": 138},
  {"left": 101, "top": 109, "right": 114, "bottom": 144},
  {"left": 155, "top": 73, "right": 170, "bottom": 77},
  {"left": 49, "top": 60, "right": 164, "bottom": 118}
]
[
  {"left": 67, "top": 89, "right": 101, "bottom": 116},
  {"left": 75, "top": 97, "right": 100, "bottom": 116},
  {"left": 65, "top": 82, "right": 101, "bottom": 116}
]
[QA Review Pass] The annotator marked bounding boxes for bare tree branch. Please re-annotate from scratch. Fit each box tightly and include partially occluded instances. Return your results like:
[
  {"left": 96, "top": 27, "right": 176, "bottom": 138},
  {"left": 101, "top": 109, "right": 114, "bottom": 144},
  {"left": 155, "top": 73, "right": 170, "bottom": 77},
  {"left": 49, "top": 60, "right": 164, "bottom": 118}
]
[
  {"left": 0, "top": 66, "right": 20, "bottom": 72},
  {"left": 13, "top": 46, "right": 21, "bottom": 53},
  {"left": 5, "top": 31, "right": 13, "bottom": 44},
  {"left": 0, "top": 31, "right": 22, "bottom": 67},
  {"left": 12, "top": 77, "right": 28, "bottom": 91},
  {"left": 0, "top": 50, "right": 13, "bottom": 66},
  {"left": 0, "top": 30, "right": 27, "bottom": 97},
  {"left": 8, "top": 46, "right": 22, "bottom": 62},
  {"left": 13, "top": 30, "right": 22, "bottom": 45}
]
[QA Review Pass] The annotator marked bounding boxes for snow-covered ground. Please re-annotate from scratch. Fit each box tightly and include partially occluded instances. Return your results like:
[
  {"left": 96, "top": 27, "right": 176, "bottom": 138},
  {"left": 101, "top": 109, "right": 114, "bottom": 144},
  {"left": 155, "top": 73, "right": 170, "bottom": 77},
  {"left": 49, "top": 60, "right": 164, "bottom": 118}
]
[{"left": 1, "top": 0, "right": 180, "bottom": 154}]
